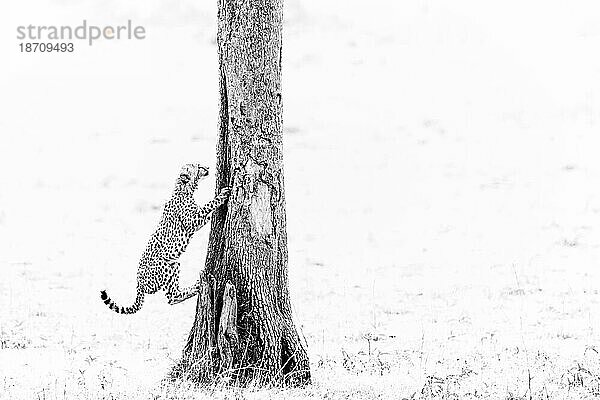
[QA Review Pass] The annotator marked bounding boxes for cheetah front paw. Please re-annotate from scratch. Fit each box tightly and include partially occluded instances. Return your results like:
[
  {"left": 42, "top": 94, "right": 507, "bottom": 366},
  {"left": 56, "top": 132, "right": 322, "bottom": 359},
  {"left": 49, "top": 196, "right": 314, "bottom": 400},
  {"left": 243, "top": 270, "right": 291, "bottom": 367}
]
[{"left": 218, "top": 187, "right": 232, "bottom": 201}]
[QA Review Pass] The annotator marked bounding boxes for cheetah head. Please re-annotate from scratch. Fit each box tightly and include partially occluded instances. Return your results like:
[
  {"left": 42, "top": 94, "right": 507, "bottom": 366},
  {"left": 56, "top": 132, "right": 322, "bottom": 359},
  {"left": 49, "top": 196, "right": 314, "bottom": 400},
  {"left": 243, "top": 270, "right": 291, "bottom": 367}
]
[{"left": 177, "top": 163, "right": 209, "bottom": 192}]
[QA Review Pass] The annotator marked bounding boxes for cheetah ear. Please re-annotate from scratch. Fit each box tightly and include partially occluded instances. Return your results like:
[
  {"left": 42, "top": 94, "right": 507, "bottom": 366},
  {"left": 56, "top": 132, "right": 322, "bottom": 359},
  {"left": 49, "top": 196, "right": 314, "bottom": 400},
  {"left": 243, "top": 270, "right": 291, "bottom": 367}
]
[{"left": 180, "top": 173, "right": 191, "bottom": 184}]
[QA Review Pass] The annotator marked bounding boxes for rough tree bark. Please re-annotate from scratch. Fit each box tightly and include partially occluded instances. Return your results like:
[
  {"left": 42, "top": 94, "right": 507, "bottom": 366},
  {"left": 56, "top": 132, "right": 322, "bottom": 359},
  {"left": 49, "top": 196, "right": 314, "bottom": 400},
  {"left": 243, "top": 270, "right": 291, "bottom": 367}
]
[{"left": 173, "top": 0, "right": 311, "bottom": 386}]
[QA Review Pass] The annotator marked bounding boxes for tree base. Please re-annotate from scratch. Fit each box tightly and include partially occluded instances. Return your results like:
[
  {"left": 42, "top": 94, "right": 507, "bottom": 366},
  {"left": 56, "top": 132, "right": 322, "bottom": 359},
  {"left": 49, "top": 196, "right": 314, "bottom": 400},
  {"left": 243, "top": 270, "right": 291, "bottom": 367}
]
[{"left": 169, "top": 273, "right": 311, "bottom": 387}]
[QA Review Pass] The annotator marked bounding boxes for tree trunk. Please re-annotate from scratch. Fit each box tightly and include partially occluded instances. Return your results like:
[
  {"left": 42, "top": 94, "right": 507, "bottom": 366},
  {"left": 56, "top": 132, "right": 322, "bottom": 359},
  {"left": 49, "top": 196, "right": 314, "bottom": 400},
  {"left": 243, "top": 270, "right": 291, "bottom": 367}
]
[{"left": 173, "top": 0, "right": 311, "bottom": 386}]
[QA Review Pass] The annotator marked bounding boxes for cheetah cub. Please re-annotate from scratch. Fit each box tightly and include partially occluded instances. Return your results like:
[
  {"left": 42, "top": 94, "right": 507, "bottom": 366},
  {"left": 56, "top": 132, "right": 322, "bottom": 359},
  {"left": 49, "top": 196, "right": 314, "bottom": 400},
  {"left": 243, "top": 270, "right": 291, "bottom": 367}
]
[{"left": 100, "top": 164, "right": 230, "bottom": 314}]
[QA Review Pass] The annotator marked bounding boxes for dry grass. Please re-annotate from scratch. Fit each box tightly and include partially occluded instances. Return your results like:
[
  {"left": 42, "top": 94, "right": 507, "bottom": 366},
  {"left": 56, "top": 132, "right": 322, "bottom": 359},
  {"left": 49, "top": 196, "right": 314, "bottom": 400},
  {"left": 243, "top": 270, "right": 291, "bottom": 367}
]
[{"left": 2, "top": 258, "right": 600, "bottom": 399}]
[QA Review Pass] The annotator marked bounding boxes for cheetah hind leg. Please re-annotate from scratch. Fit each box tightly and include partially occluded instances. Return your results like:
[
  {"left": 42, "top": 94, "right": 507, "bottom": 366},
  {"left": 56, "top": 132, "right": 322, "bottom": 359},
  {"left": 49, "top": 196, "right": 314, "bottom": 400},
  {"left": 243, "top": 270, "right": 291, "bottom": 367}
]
[{"left": 164, "top": 262, "right": 201, "bottom": 305}]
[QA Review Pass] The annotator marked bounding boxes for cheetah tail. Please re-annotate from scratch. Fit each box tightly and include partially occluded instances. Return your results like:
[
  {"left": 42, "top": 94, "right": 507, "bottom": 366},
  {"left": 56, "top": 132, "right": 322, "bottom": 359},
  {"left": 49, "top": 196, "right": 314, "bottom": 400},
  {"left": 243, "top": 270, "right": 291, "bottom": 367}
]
[{"left": 100, "top": 288, "right": 145, "bottom": 315}]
